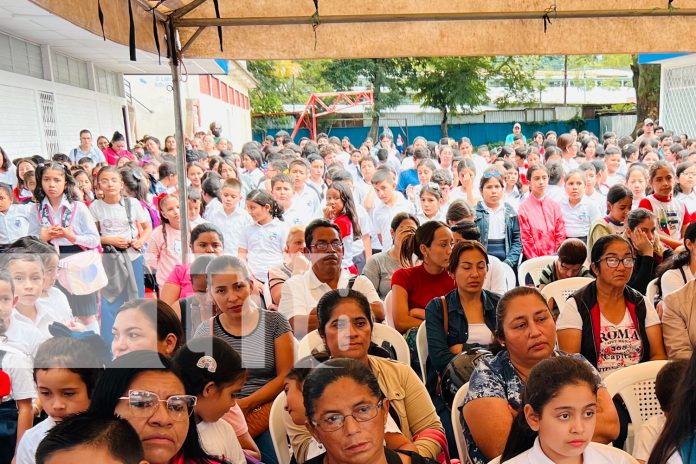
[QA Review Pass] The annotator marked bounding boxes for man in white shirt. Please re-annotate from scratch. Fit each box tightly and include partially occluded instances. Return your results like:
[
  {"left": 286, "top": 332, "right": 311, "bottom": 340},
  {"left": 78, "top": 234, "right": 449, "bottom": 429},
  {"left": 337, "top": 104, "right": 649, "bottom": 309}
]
[
  {"left": 278, "top": 219, "right": 384, "bottom": 338},
  {"left": 370, "top": 169, "right": 414, "bottom": 250}
]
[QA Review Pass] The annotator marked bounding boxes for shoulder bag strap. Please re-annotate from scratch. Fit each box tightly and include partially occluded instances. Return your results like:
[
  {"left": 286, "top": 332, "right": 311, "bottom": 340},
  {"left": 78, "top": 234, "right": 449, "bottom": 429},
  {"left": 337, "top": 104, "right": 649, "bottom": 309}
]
[{"left": 441, "top": 296, "right": 448, "bottom": 333}]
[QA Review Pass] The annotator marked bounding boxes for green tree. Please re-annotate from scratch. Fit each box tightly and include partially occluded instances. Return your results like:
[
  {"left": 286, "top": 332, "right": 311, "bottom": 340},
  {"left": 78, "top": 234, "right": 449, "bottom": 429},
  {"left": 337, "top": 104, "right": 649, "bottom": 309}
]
[
  {"left": 630, "top": 55, "right": 660, "bottom": 138},
  {"left": 490, "top": 56, "right": 545, "bottom": 108},
  {"left": 409, "top": 57, "right": 489, "bottom": 137},
  {"left": 323, "top": 59, "right": 414, "bottom": 139}
]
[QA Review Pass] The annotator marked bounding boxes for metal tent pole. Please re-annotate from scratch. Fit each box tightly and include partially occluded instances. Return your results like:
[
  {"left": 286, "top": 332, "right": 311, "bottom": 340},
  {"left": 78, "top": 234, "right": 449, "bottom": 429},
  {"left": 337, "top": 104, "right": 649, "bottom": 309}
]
[{"left": 168, "top": 20, "right": 190, "bottom": 265}]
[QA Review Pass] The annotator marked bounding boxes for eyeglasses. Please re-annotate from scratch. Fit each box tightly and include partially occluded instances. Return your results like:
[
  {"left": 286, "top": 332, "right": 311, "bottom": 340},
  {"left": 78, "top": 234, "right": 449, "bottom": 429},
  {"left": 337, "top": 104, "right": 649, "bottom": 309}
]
[
  {"left": 311, "top": 400, "right": 383, "bottom": 432},
  {"left": 311, "top": 240, "right": 344, "bottom": 252},
  {"left": 118, "top": 390, "right": 197, "bottom": 421},
  {"left": 598, "top": 257, "right": 635, "bottom": 268}
]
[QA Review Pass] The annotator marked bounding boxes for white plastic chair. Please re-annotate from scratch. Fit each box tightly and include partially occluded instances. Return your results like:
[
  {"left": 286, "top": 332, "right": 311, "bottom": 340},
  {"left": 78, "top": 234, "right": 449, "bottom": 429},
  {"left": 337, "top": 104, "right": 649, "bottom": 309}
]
[
  {"left": 297, "top": 323, "right": 411, "bottom": 365},
  {"left": 452, "top": 382, "right": 470, "bottom": 462},
  {"left": 416, "top": 323, "right": 428, "bottom": 384},
  {"left": 646, "top": 278, "right": 659, "bottom": 305},
  {"left": 603, "top": 360, "right": 670, "bottom": 428},
  {"left": 518, "top": 256, "right": 555, "bottom": 287},
  {"left": 383, "top": 290, "right": 395, "bottom": 328},
  {"left": 263, "top": 280, "right": 273, "bottom": 309},
  {"left": 603, "top": 360, "right": 670, "bottom": 452},
  {"left": 540, "top": 277, "right": 594, "bottom": 309},
  {"left": 269, "top": 393, "right": 292, "bottom": 464},
  {"left": 501, "top": 262, "right": 516, "bottom": 291}
]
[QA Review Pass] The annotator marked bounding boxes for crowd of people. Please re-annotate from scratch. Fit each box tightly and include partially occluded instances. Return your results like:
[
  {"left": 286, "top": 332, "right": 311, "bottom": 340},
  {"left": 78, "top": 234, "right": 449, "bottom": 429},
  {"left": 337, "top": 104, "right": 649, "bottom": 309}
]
[{"left": 1, "top": 118, "right": 696, "bottom": 464}]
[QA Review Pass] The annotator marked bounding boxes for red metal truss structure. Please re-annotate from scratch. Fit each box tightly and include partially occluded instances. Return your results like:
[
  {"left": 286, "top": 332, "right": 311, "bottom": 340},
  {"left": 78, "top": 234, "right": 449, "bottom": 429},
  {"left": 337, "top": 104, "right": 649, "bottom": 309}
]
[{"left": 291, "top": 90, "right": 374, "bottom": 140}]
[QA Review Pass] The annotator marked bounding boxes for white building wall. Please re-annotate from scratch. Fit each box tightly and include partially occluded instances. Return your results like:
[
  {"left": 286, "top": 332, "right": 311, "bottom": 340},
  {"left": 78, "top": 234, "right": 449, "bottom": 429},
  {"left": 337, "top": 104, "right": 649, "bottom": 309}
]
[
  {"left": 127, "top": 74, "right": 252, "bottom": 150},
  {"left": 659, "top": 55, "right": 696, "bottom": 138},
  {"left": 0, "top": 68, "right": 125, "bottom": 159}
]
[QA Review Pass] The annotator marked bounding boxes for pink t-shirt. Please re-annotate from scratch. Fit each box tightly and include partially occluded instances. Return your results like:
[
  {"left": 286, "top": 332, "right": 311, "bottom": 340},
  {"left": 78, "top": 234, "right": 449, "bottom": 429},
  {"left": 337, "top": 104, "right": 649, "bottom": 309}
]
[
  {"left": 222, "top": 404, "right": 248, "bottom": 436},
  {"left": 166, "top": 264, "right": 193, "bottom": 299},
  {"left": 145, "top": 223, "right": 183, "bottom": 289},
  {"left": 103, "top": 147, "right": 137, "bottom": 166}
]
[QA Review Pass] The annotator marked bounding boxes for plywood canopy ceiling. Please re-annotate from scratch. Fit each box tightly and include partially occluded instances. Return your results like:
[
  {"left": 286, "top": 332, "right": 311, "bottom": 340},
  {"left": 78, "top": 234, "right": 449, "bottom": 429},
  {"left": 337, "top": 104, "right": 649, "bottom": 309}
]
[{"left": 29, "top": 0, "right": 696, "bottom": 59}]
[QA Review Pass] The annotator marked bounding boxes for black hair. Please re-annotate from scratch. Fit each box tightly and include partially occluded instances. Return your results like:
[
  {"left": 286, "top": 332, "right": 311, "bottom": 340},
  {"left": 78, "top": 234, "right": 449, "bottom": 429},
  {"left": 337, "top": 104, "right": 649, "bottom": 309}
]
[
  {"left": 303, "top": 358, "right": 382, "bottom": 420},
  {"left": 626, "top": 208, "right": 656, "bottom": 232},
  {"left": 173, "top": 336, "right": 246, "bottom": 395},
  {"left": 494, "top": 287, "right": 549, "bottom": 342},
  {"left": 655, "top": 360, "right": 688, "bottom": 414},
  {"left": 116, "top": 299, "right": 184, "bottom": 352},
  {"left": 447, "top": 240, "right": 488, "bottom": 274},
  {"left": 557, "top": 238, "right": 588, "bottom": 266},
  {"left": 451, "top": 220, "right": 481, "bottom": 241},
  {"left": 157, "top": 193, "right": 179, "bottom": 246},
  {"left": 87, "top": 350, "right": 225, "bottom": 464},
  {"left": 304, "top": 218, "right": 341, "bottom": 250},
  {"left": 33, "top": 337, "right": 105, "bottom": 397},
  {"left": 501, "top": 356, "right": 600, "bottom": 461},
  {"left": 190, "top": 223, "right": 224, "bottom": 249},
  {"left": 327, "top": 181, "right": 362, "bottom": 239},
  {"left": 36, "top": 413, "right": 145, "bottom": 464},
  {"left": 389, "top": 212, "right": 419, "bottom": 232},
  {"left": 0, "top": 146, "right": 10, "bottom": 171},
  {"left": 0, "top": 182, "right": 12, "bottom": 200},
  {"left": 206, "top": 255, "right": 249, "bottom": 287},
  {"left": 34, "top": 161, "right": 79, "bottom": 203},
  {"left": 399, "top": 221, "right": 449, "bottom": 267},
  {"left": 158, "top": 161, "right": 177, "bottom": 180},
  {"left": 446, "top": 200, "right": 475, "bottom": 224},
  {"left": 246, "top": 189, "right": 283, "bottom": 220},
  {"left": 606, "top": 184, "right": 633, "bottom": 213},
  {"left": 201, "top": 172, "right": 222, "bottom": 200},
  {"left": 648, "top": 349, "right": 696, "bottom": 464},
  {"left": 243, "top": 150, "right": 264, "bottom": 169},
  {"left": 590, "top": 234, "right": 632, "bottom": 270},
  {"left": 119, "top": 166, "right": 150, "bottom": 202},
  {"left": 316, "top": 289, "right": 373, "bottom": 341},
  {"left": 675, "top": 161, "right": 695, "bottom": 194}
]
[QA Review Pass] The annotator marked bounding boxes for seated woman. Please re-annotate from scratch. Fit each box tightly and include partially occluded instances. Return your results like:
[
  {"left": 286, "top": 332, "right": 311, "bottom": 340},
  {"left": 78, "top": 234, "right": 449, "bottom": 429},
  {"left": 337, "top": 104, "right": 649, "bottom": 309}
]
[
  {"left": 302, "top": 358, "right": 437, "bottom": 464},
  {"left": 662, "top": 278, "right": 696, "bottom": 360},
  {"left": 173, "top": 255, "right": 216, "bottom": 341},
  {"left": 193, "top": 255, "right": 294, "bottom": 463},
  {"left": 87, "top": 350, "right": 226, "bottom": 464},
  {"left": 557, "top": 234, "right": 667, "bottom": 377},
  {"left": 474, "top": 167, "right": 522, "bottom": 269},
  {"left": 648, "top": 347, "right": 696, "bottom": 464},
  {"left": 363, "top": 213, "right": 419, "bottom": 299},
  {"left": 284, "top": 289, "right": 444, "bottom": 463},
  {"left": 659, "top": 221, "right": 696, "bottom": 298},
  {"left": 111, "top": 299, "right": 184, "bottom": 359},
  {"left": 462, "top": 287, "right": 619, "bottom": 464},
  {"left": 391, "top": 221, "right": 455, "bottom": 334},
  {"left": 624, "top": 208, "right": 671, "bottom": 295},
  {"left": 500, "top": 357, "right": 637, "bottom": 463},
  {"left": 159, "top": 223, "right": 225, "bottom": 306},
  {"left": 425, "top": 240, "right": 501, "bottom": 455},
  {"left": 267, "top": 226, "right": 310, "bottom": 310}
]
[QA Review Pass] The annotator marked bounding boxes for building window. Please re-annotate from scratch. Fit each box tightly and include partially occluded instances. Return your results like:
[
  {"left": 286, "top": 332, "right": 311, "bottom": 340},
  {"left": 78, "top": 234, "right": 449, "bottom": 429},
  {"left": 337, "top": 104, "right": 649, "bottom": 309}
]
[
  {"left": 95, "top": 66, "right": 123, "bottom": 97},
  {"left": 52, "top": 51, "right": 90, "bottom": 89},
  {"left": 0, "top": 32, "right": 43, "bottom": 79}
]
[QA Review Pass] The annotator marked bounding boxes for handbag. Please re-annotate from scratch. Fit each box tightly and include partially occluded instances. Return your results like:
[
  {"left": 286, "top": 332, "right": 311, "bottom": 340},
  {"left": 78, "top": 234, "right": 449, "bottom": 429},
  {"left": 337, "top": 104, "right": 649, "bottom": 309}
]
[
  {"left": 243, "top": 401, "right": 273, "bottom": 438},
  {"left": 57, "top": 248, "right": 108, "bottom": 295}
]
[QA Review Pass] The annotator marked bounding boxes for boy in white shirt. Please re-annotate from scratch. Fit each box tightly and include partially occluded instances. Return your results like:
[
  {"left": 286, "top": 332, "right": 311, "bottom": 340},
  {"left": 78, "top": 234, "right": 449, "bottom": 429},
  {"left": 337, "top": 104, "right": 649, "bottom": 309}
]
[
  {"left": 370, "top": 168, "right": 414, "bottom": 250},
  {"left": 289, "top": 159, "right": 322, "bottom": 219},
  {"left": 204, "top": 178, "right": 252, "bottom": 256},
  {"left": 272, "top": 173, "right": 313, "bottom": 227},
  {"left": 605, "top": 146, "right": 626, "bottom": 187}
]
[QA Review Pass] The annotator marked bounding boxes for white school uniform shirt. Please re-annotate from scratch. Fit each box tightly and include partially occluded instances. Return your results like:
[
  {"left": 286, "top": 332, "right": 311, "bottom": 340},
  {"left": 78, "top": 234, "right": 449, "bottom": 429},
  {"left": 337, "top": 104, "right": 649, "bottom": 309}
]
[
  {"left": 278, "top": 268, "right": 381, "bottom": 323},
  {"left": 204, "top": 205, "right": 252, "bottom": 256},
  {"left": 4, "top": 317, "right": 46, "bottom": 357},
  {"left": 284, "top": 195, "right": 318, "bottom": 227},
  {"left": 544, "top": 184, "right": 564, "bottom": 202},
  {"left": 0, "top": 343, "right": 36, "bottom": 403},
  {"left": 295, "top": 184, "right": 322, "bottom": 218},
  {"left": 351, "top": 204, "right": 373, "bottom": 259},
  {"left": 11, "top": 305, "right": 68, "bottom": 339},
  {"left": 197, "top": 419, "right": 246, "bottom": 464},
  {"left": 676, "top": 190, "right": 696, "bottom": 215},
  {"left": 16, "top": 416, "right": 57, "bottom": 464},
  {"left": 661, "top": 264, "right": 694, "bottom": 297},
  {"left": 239, "top": 218, "right": 288, "bottom": 282},
  {"left": 632, "top": 414, "right": 665, "bottom": 463},
  {"left": 559, "top": 196, "right": 601, "bottom": 238},
  {"left": 0, "top": 203, "right": 31, "bottom": 244},
  {"left": 499, "top": 437, "right": 637, "bottom": 464},
  {"left": 449, "top": 187, "right": 481, "bottom": 204},
  {"left": 37, "top": 286, "right": 73, "bottom": 322},
  {"left": 482, "top": 203, "right": 507, "bottom": 240},
  {"left": 0, "top": 163, "right": 17, "bottom": 188},
  {"left": 416, "top": 209, "right": 446, "bottom": 225},
  {"left": 485, "top": 255, "right": 508, "bottom": 295},
  {"left": 371, "top": 193, "right": 414, "bottom": 250},
  {"left": 27, "top": 196, "right": 100, "bottom": 249},
  {"left": 89, "top": 197, "right": 149, "bottom": 240},
  {"left": 606, "top": 172, "right": 627, "bottom": 187}
]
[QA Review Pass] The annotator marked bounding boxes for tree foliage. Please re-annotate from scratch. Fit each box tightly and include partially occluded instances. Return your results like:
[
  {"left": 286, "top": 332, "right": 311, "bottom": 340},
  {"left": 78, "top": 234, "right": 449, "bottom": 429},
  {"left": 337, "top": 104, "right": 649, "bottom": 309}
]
[{"left": 630, "top": 54, "right": 660, "bottom": 137}]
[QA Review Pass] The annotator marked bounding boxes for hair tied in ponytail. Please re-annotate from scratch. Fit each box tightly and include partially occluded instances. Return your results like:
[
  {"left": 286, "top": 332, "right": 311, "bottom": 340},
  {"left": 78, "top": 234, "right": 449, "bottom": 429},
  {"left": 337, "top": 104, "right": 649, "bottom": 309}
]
[{"left": 196, "top": 355, "right": 217, "bottom": 373}]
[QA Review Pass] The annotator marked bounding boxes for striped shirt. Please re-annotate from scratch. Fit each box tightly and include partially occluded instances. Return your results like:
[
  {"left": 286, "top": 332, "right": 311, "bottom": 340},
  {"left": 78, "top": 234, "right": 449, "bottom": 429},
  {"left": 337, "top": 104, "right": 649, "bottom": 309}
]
[
  {"left": 193, "top": 309, "right": 291, "bottom": 398},
  {"left": 538, "top": 261, "right": 593, "bottom": 286}
]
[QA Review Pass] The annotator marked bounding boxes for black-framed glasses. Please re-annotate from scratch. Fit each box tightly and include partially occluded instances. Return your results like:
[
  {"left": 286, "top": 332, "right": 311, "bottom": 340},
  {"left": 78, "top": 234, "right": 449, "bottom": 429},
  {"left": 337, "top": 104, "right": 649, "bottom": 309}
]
[
  {"left": 118, "top": 390, "right": 197, "bottom": 421},
  {"left": 311, "top": 400, "right": 383, "bottom": 432},
  {"left": 598, "top": 257, "right": 635, "bottom": 268},
  {"left": 311, "top": 240, "right": 344, "bottom": 252}
]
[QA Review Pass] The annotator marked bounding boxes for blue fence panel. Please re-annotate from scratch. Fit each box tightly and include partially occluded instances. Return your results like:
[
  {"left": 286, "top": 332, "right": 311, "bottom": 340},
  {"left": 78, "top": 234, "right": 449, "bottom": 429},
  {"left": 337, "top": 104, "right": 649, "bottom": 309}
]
[{"left": 255, "top": 120, "right": 599, "bottom": 146}]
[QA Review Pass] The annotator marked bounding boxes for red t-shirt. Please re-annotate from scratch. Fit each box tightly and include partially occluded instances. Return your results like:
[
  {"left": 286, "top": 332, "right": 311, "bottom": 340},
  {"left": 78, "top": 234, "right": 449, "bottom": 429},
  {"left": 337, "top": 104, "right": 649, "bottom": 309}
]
[{"left": 391, "top": 264, "right": 455, "bottom": 310}]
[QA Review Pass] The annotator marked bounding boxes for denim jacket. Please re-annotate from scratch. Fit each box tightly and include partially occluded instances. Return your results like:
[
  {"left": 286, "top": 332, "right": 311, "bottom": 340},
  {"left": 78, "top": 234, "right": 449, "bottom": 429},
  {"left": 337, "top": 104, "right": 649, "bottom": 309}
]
[{"left": 474, "top": 201, "right": 522, "bottom": 268}]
